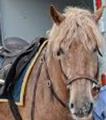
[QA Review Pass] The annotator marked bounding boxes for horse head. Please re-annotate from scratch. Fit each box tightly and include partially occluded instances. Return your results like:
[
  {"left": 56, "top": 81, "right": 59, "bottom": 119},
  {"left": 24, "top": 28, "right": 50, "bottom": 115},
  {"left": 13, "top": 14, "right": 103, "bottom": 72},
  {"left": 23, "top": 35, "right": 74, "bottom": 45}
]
[{"left": 46, "top": 5, "right": 105, "bottom": 120}]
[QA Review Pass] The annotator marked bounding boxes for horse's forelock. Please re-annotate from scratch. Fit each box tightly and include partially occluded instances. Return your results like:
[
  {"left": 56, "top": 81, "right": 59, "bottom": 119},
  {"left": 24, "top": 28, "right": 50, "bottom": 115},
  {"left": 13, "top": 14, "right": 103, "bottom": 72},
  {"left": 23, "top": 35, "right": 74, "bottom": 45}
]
[{"left": 48, "top": 7, "right": 103, "bottom": 54}]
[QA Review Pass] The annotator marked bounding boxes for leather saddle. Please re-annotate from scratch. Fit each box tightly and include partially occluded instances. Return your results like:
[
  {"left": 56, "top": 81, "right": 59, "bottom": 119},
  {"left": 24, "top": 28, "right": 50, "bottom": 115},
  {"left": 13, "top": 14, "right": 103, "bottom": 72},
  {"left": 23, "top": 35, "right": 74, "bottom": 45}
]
[
  {"left": 0, "top": 37, "right": 29, "bottom": 80},
  {"left": 0, "top": 37, "right": 46, "bottom": 96}
]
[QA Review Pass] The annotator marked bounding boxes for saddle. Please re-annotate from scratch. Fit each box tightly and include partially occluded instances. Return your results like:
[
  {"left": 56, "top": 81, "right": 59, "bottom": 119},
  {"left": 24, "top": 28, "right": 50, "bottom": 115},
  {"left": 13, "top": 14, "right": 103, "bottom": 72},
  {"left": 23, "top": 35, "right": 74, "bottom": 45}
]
[
  {"left": 0, "top": 37, "right": 46, "bottom": 96},
  {"left": 0, "top": 37, "right": 29, "bottom": 81}
]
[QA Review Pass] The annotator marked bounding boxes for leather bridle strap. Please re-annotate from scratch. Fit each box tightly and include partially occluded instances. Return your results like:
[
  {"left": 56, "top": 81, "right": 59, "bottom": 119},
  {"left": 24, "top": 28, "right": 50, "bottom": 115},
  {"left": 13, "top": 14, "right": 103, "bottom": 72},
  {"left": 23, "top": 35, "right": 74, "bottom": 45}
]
[
  {"left": 44, "top": 56, "right": 67, "bottom": 108},
  {"left": 59, "top": 60, "right": 100, "bottom": 87},
  {"left": 47, "top": 80, "right": 67, "bottom": 108},
  {"left": 67, "top": 76, "right": 100, "bottom": 87}
]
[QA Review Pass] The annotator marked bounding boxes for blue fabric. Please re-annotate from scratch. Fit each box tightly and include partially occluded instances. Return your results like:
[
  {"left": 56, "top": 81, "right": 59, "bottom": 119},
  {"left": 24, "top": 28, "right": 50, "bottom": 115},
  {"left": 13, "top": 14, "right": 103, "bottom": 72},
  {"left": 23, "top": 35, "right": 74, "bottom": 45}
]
[
  {"left": 12, "top": 64, "right": 29, "bottom": 102},
  {"left": 0, "top": 55, "right": 29, "bottom": 102},
  {"left": 0, "top": 56, "right": 4, "bottom": 68},
  {"left": 93, "top": 86, "right": 106, "bottom": 120}
]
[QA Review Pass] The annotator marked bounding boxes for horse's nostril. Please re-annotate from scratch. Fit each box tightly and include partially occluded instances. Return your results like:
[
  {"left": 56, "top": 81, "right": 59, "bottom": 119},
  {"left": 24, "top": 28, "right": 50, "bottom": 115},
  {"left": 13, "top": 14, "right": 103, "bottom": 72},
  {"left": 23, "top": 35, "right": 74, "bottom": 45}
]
[
  {"left": 70, "top": 103, "right": 74, "bottom": 109},
  {"left": 88, "top": 102, "right": 93, "bottom": 114},
  {"left": 82, "top": 102, "right": 93, "bottom": 115}
]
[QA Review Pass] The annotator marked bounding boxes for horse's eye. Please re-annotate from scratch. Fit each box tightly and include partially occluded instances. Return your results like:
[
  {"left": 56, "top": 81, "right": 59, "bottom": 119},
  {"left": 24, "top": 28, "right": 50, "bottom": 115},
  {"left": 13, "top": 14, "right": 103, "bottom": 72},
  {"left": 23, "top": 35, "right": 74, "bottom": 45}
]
[{"left": 57, "top": 48, "right": 64, "bottom": 56}]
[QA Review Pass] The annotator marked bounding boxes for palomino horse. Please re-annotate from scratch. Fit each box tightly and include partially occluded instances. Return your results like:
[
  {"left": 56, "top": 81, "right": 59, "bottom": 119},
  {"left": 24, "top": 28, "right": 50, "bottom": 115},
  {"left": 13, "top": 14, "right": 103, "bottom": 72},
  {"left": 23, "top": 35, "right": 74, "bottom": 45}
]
[{"left": 0, "top": 5, "right": 105, "bottom": 120}]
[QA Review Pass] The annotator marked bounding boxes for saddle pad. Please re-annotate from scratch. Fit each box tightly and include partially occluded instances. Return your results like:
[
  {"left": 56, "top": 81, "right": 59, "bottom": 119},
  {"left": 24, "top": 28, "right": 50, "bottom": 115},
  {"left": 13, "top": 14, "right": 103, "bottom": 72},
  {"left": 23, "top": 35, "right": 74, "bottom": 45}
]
[
  {"left": 0, "top": 40, "right": 47, "bottom": 106},
  {"left": 0, "top": 56, "right": 5, "bottom": 79}
]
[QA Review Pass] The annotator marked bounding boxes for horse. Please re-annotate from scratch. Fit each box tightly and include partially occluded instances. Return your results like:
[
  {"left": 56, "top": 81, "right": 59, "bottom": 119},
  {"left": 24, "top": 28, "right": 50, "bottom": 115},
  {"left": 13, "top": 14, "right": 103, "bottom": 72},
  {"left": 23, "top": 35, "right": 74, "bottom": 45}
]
[{"left": 0, "top": 5, "right": 105, "bottom": 120}]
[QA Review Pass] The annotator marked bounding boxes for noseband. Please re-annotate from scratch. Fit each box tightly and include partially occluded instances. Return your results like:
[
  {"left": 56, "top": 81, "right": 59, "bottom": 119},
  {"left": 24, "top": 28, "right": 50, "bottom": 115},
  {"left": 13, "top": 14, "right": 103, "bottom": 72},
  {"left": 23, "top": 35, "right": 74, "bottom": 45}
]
[{"left": 67, "top": 76, "right": 100, "bottom": 86}]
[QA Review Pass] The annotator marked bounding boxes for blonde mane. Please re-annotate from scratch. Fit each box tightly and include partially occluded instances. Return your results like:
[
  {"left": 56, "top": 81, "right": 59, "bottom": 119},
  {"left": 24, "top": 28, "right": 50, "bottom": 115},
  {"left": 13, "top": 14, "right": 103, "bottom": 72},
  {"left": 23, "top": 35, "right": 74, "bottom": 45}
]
[{"left": 47, "top": 7, "right": 103, "bottom": 55}]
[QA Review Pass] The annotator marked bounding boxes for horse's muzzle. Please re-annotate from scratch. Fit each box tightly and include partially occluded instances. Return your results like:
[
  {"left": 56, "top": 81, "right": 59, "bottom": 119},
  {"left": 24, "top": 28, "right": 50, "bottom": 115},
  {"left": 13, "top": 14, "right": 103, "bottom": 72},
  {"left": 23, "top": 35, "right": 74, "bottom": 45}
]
[{"left": 69, "top": 102, "right": 93, "bottom": 118}]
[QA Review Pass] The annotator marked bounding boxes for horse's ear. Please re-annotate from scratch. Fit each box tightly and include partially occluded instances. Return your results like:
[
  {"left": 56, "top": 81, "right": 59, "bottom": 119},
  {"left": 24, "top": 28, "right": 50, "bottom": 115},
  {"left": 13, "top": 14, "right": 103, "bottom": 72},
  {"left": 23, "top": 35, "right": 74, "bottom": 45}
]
[
  {"left": 50, "top": 5, "right": 65, "bottom": 25},
  {"left": 93, "top": 6, "right": 106, "bottom": 22}
]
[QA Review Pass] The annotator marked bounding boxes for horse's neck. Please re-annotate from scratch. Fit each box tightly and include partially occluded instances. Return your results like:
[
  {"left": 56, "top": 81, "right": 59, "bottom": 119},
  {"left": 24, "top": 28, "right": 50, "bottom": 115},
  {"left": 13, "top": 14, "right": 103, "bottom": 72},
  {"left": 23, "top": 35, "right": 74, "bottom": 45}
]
[
  {"left": 45, "top": 55, "right": 68, "bottom": 103},
  {"left": 33, "top": 54, "right": 70, "bottom": 119}
]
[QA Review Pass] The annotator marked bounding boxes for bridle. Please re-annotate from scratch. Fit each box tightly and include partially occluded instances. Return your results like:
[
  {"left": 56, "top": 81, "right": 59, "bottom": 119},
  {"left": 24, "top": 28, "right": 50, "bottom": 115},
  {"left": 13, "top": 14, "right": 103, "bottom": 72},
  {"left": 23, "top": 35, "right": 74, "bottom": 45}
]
[
  {"left": 59, "top": 60, "right": 100, "bottom": 87},
  {"left": 67, "top": 76, "right": 100, "bottom": 86},
  {"left": 43, "top": 56, "right": 68, "bottom": 108},
  {"left": 43, "top": 54, "right": 101, "bottom": 109}
]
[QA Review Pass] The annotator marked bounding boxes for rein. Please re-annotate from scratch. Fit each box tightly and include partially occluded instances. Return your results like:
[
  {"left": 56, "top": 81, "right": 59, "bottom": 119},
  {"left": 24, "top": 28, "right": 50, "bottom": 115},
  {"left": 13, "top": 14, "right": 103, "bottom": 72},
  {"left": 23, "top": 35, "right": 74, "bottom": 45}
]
[{"left": 43, "top": 56, "right": 67, "bottom": 108}]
